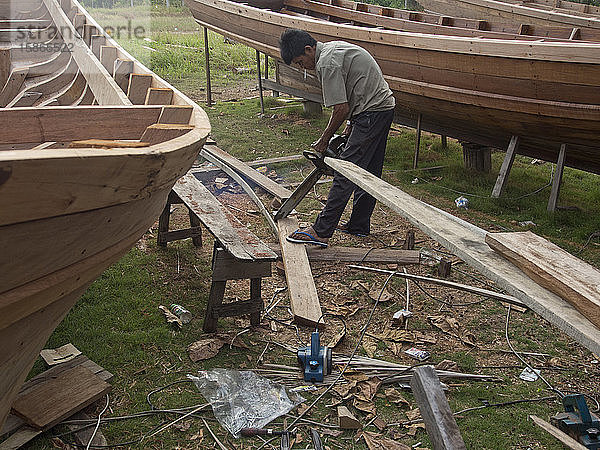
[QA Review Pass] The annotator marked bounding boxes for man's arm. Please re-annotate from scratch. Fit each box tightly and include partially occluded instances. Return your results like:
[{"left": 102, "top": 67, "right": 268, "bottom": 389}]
[{"left": 312, "top": 102, "right": 350, "bottom": 153}]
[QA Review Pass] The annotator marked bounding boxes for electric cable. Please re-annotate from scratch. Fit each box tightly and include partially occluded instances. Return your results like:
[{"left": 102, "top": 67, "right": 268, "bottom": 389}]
[
  {"left": 505, "top": 305, "right": 565, "bottom": 399},
  {"left": 147, "top": 379, "right": 194, "bottom": 410},
  {"left": 256, "top": 270, "right": 398, "bottom": 450},
  {"left": 411, "top": 278, "right": 487, "bottom": 307},
  {"left": 86, "top": 394, "right": 109, "bottom": 450}
]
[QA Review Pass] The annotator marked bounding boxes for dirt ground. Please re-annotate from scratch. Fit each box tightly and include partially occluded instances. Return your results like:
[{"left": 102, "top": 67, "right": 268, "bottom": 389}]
[{"left": 163, "top": 163, "right": 600, "bottom": 448}]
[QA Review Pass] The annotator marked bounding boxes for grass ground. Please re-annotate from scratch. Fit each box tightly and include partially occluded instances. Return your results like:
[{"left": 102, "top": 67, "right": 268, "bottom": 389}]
[{"left": 16, "top": 5, "right": 600, "bottom": 450}]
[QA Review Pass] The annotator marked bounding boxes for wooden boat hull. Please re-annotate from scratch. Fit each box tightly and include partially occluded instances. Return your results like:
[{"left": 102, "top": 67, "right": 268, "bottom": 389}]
[
  {"left": 0, "top": 0, "right": 211, "bottom": 431},
  {"left": 186, "top": 0, "right": 600, "bottom": 173},
  {"left": 417, "top": 0, "right": 600, "bottom": 30}
]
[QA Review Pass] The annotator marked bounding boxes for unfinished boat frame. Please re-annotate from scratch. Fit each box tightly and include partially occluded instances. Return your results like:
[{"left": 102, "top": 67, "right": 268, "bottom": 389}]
[{"left": 0, "top": 0, "right": 210, "bottom": 430}]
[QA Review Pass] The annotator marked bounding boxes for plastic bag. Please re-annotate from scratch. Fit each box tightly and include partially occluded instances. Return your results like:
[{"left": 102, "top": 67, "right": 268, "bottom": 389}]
[{"left": 188, "top": 369, "right": 304, "bottom": 438}]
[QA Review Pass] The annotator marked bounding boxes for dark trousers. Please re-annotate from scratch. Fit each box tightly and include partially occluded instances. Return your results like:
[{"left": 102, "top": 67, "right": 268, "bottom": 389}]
[{"left": 313, "top": 108, "right": 394, "bottom": 238}]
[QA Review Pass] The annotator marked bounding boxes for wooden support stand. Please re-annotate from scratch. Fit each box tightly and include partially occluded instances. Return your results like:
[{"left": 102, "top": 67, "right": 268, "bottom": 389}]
[
  {"left": 157, "top": 172, "right": 276, "bottom": 332},
  {"left": 413, "top": 113, "right": 422, "bottom": 169},
  {"left": 492, "top": 135, "right": 520, "bottom": 198},
  {"left": 203, "top": 245, "right": 271, "bottom": 333},
  {"left": 462, "top": 142, "right": 491, "bottom": 173},
  {"left": 547, "top": 144, "right": 566, "bottom": 212}
]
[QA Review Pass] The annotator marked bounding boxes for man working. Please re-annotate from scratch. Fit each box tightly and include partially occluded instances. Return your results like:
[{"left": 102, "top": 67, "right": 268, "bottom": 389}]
[{"left": 279, "top": 29, "right": 395, "bottom": 247}]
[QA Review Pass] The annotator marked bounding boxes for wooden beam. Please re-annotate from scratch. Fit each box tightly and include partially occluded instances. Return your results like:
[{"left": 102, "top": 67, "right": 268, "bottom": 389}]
[
  {"left": 547, "top": 143, "right": 566, "bottom": 212},
  {"left": 269, "top": 245, "right": 421, "bottom": 265},
  {"left": 200, "top": 148, "right": 278, "bottom": 235},
  {"left": 322, "top": 157, "right": 600, "bottom": 355},
  {"left": 127, "top": 73, "right": 153, "bottom": 105},
  {"left": 203, "top": 144, "right": 292, "bottom": 201},
  {"left": 173, "top": 173, "right": 276, "bottom": 261},
  {"left": 529, "top": 415, "right": 588, "bottom": 450},
  {"left": 277, "top": 216, "right": 322, "bottom": 327},
  {"left": 256, "top": 50, "right": 264, "bottom": 115},
  {"left": 42, "top": 0, "right": 130, "bottom": 105},
  {"left": 491, "top": 135, "right": 520, "bottom": 198},
  {"left": 410, "top": 365, "right": 467, "bottom": 450},
  {"left": 486, "top": 231, "right": 600, "bottom": 329},
  {"left": 83, "top": 23, "right": 98, "bottom": 46}
]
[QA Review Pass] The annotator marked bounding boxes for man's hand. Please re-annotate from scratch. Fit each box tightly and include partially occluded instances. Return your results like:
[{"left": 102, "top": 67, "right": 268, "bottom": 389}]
[
  {"left": 342, "top": 121, "right": 352, "bottom": 137},
  {"left": 311, "top": 137, "right": 328, "bottom": 154}
]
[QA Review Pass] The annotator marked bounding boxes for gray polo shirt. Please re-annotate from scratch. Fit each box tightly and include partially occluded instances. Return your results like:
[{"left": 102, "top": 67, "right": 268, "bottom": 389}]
[{"left": 315, "top": 41, "right": 395, "bottom": 118}]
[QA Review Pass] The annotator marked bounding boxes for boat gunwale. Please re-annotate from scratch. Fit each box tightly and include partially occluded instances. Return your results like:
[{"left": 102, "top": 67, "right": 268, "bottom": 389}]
[{"left": 186, "top": 0, "right": 600, "bottom": 63}]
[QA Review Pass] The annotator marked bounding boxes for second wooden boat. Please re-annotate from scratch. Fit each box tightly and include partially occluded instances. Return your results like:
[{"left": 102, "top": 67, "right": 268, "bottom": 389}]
[{"left": 186, "top": 0, "right": 600, "bottom": 174}]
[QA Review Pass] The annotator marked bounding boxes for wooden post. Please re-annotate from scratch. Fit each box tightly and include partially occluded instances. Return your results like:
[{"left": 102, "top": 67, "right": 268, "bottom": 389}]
[
  {"left": 250, "top": 278, "right": 262, "bottom": 326},
  {"left": 410, "top": 366, "right": 467, "bottom": 450},
  {"left": 441, "top": 135, "right": 447, "bottom": 149},
  {"left": 203, "top": 27, "right": 212, "bottom": 106},
  {"left": 256, "top": 50, "right": 264, "bottom": 115},
  {"left": 491, "top": 135, "right": 520, "bottom": 198},
  {"left": 413, "top": 113, "right": 422, "bottom": 169},
  {"left": 547, "top": 144, "right": 566, "bottom": 212},
  {"left": 462, "top": 142, "right": 491, "bottom": 173},
  {"left": 403, "top": 230, "right": 415, "bottom": 250},
  {"left": 157, "top": 201, "right": 171, "bottom": 248},
  {"left": 264, "top": 54, "right": 269, "bottom": 80}
]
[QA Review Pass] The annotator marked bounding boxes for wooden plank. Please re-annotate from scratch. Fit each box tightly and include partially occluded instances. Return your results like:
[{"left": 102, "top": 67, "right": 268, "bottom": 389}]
[
  {"left": 158, "top": 105, "right": 194, "bottom": 124},
  {"left": 529, "top": 415, "right": 588, "bottom": 450},
  {"left": 173, "top": 172, "right": 276, "bottom": 261},
  {"left": 277, "top": 216, "right": 322, "bottom": 327},
  {"left": 145, "top": 87, "right": 173, "bottom": 105},
  {"left": 0, "top": 68, "right": 28, "bottom": 108},
  {"left": 127, "top": 73, "right": 153, "bottom": 105},
  {"left": 491, "top": 135, "right": 519, "bottom": 198},
  {"left": 42, "top": 0, "right": 130, "bottom": 105},
  {"left": 0, "top": 106, "right": 162, "bottom": 144},
  {"left": 140, "top": 124, "right": 194, "bottom": 145},
  {"left": 113, "top": 58, "right": 133, "bottom": 92},
  {"left": 486, "top": 231, "right": 600, "bottom": 329},
  {"left": 261, "top": 78, "right": 323, "bottom": 104},
  {"left": 11, "top": 365, "right": 111, "bottom": 430},
  {"left": 410, "top": 365, "right": 466, "bottom": 450},
  {"left": 211, "top": 248, "right": 273, "bottom": 281},
  {"left": 269, "top": 244, "right": 421, "bottom": 264},
  {"left": 0, "top": 426, "right": 42, "bottom": 450},
  {"left": 323, "top": 157, "right": 600, "bottom": 355},
  {"left": 547, "top": 143, "right": 566, "bottom": 212},
  {"left": 203, "top": 144, "right": 292, "bottom": 200}
]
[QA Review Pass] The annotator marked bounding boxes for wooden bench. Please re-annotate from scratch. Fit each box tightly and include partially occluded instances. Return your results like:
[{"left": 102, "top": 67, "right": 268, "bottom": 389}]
[{"left": 157, "top": 171, "right": 277, "bottom": 332}]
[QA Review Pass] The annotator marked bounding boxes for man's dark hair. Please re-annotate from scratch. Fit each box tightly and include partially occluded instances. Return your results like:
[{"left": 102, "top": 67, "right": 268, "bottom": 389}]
[{"left": 279, "top": 28, "right": 317, "bottom": 65}]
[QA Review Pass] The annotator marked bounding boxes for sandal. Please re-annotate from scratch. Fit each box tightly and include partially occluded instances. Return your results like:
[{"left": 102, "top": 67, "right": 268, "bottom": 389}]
[
  {"left": 286, "top": 229, "right": 328, "bottom": 248},
  {"left": 337, "top": 222, "right": 369, "bottom": 237}
]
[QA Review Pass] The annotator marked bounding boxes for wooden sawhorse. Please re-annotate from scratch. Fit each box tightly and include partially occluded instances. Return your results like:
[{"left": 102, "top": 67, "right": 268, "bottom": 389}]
[{"left": 157, "top": 171, "right": 277, "bottom": 332}]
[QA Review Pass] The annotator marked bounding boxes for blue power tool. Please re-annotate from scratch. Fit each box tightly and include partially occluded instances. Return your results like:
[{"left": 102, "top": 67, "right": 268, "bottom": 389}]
[
  {"left": 297, "top": 332, "right": 332, "bottom": 383},
  {"left": 552, "top": 394, "right": 600, "bottom": 449}
]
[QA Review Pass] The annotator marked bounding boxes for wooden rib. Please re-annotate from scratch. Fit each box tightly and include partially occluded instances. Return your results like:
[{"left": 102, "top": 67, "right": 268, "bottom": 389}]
[
  {"left": 158, "top": 105, "right": 194, "bottom": 124},
  {"left": 56, "top": 70, "right": 87, "bottom": 105},
  {"left": 113, "top": 58, "right": 134, "bottom": 92},
  {"left": 83, "top": 23, "right": 97, "bottom": 46},
  {"left": 140, "top": 123, "right": 194, "bottom": 145},
  {"left": 144, "top": 87, "right": 174, "bottom": 105},
  {"left": 99, "top": 45, "right": 118, "bottom": 73},
  {"left": 42, "top": 0, "right": 130, "bottom": 105},
  {"left": 0, "top": 68, "right": 28, "bottom": 108},
  {"left": 127, "top": 73, "right": 153, "bottom": 105},
  {"left": 75, "top": 83, "right": 94, "bottom": 105},
  {"left": 90, "top": 34, "right": 106, "bottom": 58}
]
